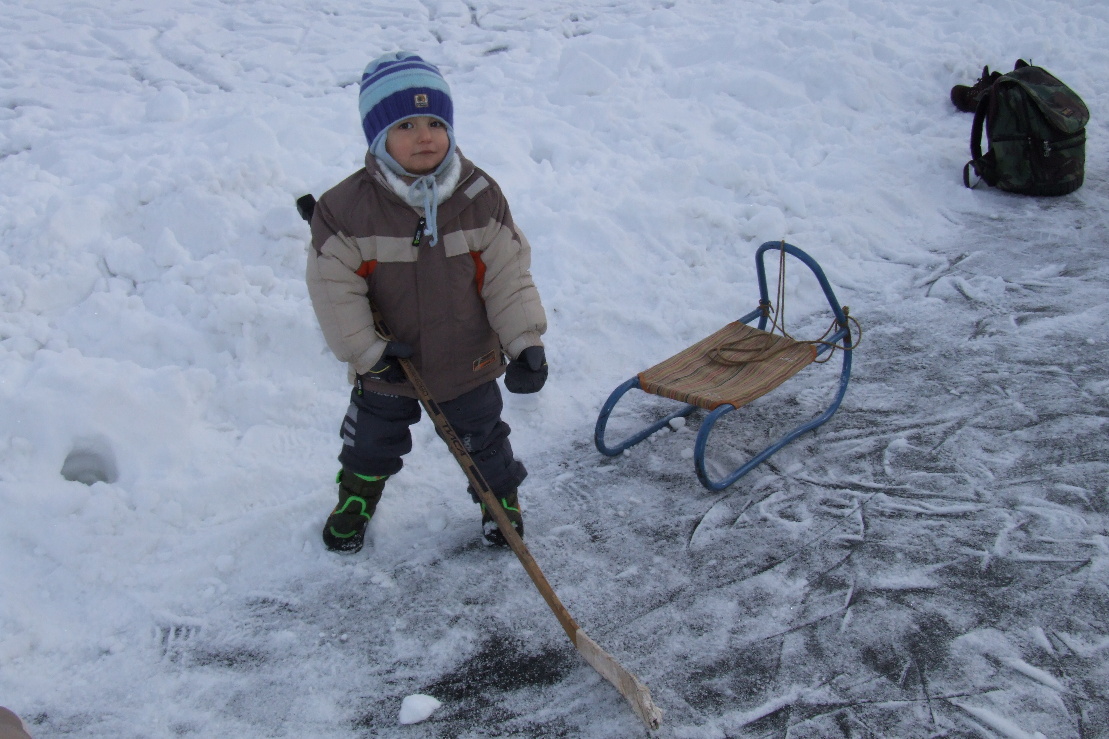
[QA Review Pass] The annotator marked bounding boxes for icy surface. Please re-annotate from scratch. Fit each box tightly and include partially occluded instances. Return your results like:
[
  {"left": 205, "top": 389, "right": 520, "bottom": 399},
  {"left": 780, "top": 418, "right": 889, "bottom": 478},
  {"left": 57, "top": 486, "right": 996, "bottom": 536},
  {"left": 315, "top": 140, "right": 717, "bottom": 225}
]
[{"left": 1, "top": 0, "right": 1107, "bottom": 736}]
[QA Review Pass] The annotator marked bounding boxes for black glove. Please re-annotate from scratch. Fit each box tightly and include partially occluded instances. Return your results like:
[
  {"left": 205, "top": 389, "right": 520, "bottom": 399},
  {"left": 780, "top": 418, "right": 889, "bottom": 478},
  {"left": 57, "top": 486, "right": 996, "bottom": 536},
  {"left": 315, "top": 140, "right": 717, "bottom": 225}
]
[
  {"left": 504, "top": 346, "right": 547, "bottom": 394},
  {"left": 362, "top": 341, "right": 413, "bottom": 384}
]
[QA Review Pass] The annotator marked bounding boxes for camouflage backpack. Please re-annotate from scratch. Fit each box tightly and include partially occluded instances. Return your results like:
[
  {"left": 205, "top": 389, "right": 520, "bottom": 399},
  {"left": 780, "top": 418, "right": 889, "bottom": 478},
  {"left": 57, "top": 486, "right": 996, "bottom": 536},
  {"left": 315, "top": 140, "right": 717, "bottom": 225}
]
[{"left": 963, "top": 64, "right": 1089, "bottom": 196}]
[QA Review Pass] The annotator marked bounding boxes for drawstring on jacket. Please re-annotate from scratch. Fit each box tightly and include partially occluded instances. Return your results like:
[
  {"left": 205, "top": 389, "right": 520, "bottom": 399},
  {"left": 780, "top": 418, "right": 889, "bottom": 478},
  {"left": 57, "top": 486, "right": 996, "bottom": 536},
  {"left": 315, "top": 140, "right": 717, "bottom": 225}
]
[{"left": 409, "top": 174, "right": 442, "bottom": 246}]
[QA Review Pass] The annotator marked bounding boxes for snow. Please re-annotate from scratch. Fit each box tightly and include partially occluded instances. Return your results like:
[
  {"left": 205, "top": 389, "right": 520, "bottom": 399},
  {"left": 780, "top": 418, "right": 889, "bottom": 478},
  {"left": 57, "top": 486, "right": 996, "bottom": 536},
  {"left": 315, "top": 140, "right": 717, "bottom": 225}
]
[
  {"left": 398, "top": 693, "right": 442, "bottom": 725},
  {"left": 1, "top": 0, "right": 1107, "bottom": 736}
]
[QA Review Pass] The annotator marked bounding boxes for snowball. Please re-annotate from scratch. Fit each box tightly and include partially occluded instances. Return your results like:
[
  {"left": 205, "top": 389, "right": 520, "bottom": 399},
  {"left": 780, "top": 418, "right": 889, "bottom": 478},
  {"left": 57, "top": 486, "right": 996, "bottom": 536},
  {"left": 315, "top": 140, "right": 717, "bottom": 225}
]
[{"left": 398, "top": 694, "right": 442, "bottom": 724}]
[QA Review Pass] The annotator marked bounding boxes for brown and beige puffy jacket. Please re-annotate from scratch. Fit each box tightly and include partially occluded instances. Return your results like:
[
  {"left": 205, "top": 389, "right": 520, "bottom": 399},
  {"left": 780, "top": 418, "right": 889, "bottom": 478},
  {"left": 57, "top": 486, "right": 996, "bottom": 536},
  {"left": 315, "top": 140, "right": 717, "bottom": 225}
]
[
  {"left": 0, "top": 707, "right": 32, "bottom": 739},
  {"left": 306, "top": 151, "right": 546, "bottom": 402}
]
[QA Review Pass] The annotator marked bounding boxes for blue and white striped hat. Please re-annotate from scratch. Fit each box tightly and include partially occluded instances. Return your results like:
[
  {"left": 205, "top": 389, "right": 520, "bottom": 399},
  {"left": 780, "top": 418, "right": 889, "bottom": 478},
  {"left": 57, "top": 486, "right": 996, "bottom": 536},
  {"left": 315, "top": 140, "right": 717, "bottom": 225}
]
[{"left": 358, "top": 52, "right": 454, "bottom": 152}]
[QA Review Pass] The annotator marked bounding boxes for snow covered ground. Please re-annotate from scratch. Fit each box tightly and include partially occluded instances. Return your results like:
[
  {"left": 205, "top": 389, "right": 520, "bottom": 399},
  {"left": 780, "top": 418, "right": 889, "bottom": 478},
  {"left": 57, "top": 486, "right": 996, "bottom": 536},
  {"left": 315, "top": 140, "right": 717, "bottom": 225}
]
[{"left": 1, "top": 0, "right": 1107, "bottom": 736}]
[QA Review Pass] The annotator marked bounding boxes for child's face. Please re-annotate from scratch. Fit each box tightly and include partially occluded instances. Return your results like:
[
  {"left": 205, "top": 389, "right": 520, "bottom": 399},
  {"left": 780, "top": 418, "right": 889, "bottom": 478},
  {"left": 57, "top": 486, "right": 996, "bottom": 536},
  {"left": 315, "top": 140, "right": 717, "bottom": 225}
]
[{"left": 385, "top": 116, "right": 450, "bottom": 175}]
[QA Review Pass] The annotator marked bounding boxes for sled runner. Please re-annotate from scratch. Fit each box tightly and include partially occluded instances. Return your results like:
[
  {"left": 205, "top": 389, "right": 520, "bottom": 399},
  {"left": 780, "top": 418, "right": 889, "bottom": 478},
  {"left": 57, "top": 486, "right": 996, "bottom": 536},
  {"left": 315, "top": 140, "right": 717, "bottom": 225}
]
[{"left": 594, "top": 241, "right": 856, "bottom": 491}]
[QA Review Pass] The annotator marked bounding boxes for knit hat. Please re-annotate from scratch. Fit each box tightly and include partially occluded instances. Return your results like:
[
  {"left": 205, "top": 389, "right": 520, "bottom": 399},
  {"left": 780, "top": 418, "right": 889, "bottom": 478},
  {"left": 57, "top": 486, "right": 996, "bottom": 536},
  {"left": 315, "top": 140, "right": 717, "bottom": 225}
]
[{"left": 358, "top": 52, "right": 454, "bottom": 154}]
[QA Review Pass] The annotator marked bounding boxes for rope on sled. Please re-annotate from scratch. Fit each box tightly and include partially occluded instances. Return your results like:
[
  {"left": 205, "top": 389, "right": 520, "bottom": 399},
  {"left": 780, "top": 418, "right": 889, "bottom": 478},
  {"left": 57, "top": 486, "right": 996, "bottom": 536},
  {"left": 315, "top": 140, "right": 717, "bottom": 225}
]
[{"left": 708, "top": 241, "right": 863, "bottom": 366}]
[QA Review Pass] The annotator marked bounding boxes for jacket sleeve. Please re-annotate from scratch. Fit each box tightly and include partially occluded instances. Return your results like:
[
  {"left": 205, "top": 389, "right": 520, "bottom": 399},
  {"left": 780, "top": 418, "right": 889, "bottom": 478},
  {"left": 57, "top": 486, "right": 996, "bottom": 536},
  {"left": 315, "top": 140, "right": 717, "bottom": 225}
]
[
  {"left": 475, "top": 194, "right": 547, "bottom": 361},
  {"left": 305, "top": 196, "right": 388, "bottom": 378}
]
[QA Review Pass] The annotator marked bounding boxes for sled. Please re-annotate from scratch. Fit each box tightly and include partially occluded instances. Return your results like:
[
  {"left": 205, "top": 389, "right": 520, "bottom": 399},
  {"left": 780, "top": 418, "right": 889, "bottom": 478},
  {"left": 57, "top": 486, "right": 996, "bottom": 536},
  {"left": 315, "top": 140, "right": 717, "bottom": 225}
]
[{"left": 594, "top": 241, "right": 856, "bottom": 491}]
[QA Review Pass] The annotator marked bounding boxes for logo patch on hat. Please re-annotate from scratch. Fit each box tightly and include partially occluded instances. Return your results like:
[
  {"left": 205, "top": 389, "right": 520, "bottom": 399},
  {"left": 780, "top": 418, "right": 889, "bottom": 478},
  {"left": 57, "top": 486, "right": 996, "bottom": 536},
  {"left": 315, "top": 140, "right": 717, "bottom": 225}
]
[{"left": 414, "top": 93, "right": 429, "bottom": 108}]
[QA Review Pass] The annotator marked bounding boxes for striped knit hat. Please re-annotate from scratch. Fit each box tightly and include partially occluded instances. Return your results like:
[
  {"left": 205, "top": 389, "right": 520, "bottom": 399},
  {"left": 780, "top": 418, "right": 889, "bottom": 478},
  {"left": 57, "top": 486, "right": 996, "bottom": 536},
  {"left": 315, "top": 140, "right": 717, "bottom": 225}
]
[{"left": 358, "top": 52, "right": 454, "bottom": 154}]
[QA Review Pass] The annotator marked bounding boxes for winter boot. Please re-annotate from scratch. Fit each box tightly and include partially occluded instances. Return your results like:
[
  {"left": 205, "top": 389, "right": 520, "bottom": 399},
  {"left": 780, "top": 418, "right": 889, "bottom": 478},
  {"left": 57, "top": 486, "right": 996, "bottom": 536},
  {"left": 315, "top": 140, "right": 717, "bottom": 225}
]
[
  {"left": 322, "top": 469, "right": 386, "bottom": 553},
  {"left": 950, "top": 65, "right": 1001, "bottom": 112},
  {"left": 480, "top": 489, "right": 523, "bottom": 547}
]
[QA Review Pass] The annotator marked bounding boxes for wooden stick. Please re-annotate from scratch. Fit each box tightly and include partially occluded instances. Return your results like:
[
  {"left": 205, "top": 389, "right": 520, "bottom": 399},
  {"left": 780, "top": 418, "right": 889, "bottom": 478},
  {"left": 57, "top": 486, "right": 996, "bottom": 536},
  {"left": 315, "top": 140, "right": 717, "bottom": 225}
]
[{"left": 380, "top": 314, "right": 662, "bottom": 730}]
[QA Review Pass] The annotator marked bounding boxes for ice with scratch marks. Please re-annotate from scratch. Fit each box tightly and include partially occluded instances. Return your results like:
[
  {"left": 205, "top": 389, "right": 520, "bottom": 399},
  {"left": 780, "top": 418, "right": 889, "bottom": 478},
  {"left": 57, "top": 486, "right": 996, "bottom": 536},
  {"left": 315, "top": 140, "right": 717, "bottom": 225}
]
[
  {"left": 1000, "top": 657, "right": 1066, "bottom": 692},
  {"left": 949, "top": 700, "right": 1048, "bottom": 739}
]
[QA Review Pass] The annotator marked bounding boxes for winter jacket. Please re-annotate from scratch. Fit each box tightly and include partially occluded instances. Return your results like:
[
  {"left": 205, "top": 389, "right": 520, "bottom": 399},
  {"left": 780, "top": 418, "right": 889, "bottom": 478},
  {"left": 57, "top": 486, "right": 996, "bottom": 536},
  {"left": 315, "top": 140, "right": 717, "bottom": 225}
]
[
  {"left": 0, "top": 707, "right": 32, "bottom": 739},
  {"left": 306, "top": 151, "right": 546, "bottom": 402}
]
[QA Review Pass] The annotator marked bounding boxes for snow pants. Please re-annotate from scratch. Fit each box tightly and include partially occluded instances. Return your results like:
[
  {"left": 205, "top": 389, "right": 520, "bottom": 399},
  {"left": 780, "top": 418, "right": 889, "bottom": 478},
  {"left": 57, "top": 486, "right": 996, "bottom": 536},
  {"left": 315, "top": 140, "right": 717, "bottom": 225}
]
[{"left": 338, "top": 379, "right": 527, "bottom": 499}]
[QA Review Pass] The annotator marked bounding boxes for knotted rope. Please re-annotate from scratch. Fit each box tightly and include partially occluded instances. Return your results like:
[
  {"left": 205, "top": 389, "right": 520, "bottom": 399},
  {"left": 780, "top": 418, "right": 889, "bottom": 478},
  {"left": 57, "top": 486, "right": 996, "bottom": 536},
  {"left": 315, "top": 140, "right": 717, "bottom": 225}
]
[{"left": 709, "top": 242, "right": 862, "bottom": 366}]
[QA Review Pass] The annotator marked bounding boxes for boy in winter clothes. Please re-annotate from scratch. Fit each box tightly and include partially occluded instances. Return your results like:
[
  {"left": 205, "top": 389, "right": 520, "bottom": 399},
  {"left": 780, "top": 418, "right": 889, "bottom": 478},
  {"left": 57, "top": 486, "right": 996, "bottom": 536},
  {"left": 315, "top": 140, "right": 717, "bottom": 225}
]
[{"left": 306, "top": 52, "right": 548, "bottom": 553}]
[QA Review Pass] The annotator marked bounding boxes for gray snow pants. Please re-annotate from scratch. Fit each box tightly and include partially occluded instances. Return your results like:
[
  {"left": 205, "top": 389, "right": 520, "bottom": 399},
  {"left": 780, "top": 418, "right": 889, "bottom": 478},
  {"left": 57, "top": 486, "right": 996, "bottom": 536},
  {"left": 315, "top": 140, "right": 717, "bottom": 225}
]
[{"left": 338, "top": 379, "right": 526, "bottom": 498}]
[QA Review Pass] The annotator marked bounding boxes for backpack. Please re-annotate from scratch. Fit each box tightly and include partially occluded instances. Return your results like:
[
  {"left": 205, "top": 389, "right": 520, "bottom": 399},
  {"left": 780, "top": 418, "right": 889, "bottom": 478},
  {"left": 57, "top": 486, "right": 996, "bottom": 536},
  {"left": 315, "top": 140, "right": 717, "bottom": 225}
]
[{"left": 963, "top": 65, "right": 1089, "bottom": 196}]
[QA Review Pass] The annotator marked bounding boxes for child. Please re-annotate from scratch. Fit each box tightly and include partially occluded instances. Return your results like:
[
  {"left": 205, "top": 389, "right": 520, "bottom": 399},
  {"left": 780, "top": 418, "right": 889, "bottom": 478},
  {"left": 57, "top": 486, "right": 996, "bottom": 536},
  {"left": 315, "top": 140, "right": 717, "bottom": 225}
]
[{"left": 305, "top": 52, "right": 548, "bottom": 553}]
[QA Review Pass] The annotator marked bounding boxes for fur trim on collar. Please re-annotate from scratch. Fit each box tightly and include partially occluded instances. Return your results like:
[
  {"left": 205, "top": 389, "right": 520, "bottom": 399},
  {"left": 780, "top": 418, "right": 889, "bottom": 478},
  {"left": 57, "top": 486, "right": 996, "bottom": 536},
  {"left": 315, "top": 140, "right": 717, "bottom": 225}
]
[{"left": 378, "top": 152, "right": 462, "bottom": 209}]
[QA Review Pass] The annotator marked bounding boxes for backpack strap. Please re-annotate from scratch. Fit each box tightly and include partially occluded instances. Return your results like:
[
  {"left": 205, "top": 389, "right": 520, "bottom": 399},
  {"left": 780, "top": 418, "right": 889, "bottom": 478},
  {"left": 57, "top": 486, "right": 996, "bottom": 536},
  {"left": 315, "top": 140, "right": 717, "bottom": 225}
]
[
  {"left": 969, "top": 91, "right": 989, "bottom": 161},
  {"left": 964, "top": 87, "right": 993, "bottom": 189}
]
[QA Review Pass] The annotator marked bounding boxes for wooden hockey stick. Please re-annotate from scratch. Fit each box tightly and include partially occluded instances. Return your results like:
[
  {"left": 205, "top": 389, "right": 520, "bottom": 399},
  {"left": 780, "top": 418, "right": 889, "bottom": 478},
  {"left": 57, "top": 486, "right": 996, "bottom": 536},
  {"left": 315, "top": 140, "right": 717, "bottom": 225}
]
[
  {"left": 383, "top": 317, "right": 662, "bottom": 729},
  {"left": 297, "top": 194, "right": 661, "bottom": 729}
]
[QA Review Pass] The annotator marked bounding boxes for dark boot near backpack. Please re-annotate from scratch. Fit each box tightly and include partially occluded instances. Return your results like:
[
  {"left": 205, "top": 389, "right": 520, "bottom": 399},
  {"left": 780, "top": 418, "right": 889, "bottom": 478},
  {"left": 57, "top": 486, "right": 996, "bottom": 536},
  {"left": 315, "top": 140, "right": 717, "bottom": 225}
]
[{"left": 950, "top": 64, "right": 1004, "bottom": 113}]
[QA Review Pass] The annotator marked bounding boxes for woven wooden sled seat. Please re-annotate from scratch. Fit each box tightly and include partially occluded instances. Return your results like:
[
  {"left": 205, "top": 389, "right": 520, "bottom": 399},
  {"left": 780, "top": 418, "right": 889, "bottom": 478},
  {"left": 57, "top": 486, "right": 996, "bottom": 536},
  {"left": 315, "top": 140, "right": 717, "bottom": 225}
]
[
  {"left": 595, "top": 241, "right": 855, "bottom": 491},
  {"left": 638, "top": 322, "right": 817, "bottom": 411}
]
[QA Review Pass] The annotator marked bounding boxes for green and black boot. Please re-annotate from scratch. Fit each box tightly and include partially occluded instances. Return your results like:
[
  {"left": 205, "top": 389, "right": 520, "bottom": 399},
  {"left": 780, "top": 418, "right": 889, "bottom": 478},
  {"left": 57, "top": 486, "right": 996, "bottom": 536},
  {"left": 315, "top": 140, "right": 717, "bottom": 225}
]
[
  {"left": 322, "top": 469, "right": 387, "bottom": 553},
  {"left": 480, "top": 489, "right": 523, "bottom": 547}
]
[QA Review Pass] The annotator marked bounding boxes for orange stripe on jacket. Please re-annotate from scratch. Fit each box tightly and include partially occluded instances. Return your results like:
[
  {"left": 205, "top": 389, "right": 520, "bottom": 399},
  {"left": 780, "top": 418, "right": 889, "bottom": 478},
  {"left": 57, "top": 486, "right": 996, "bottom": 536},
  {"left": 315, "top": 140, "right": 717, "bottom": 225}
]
[
  {"left": 469, "top": 252, "right": 486, "bottom": 296},
  {"left": 359, "top": 256, "right": 485, "bottom": 293}
]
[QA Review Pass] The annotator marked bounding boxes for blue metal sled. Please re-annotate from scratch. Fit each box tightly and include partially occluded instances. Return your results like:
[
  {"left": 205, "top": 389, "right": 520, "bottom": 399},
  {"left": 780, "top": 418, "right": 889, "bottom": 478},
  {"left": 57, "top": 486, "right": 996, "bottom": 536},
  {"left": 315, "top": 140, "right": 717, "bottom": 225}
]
[{"left": 594, "top": 241, "right": 855, "bottom": 491}]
